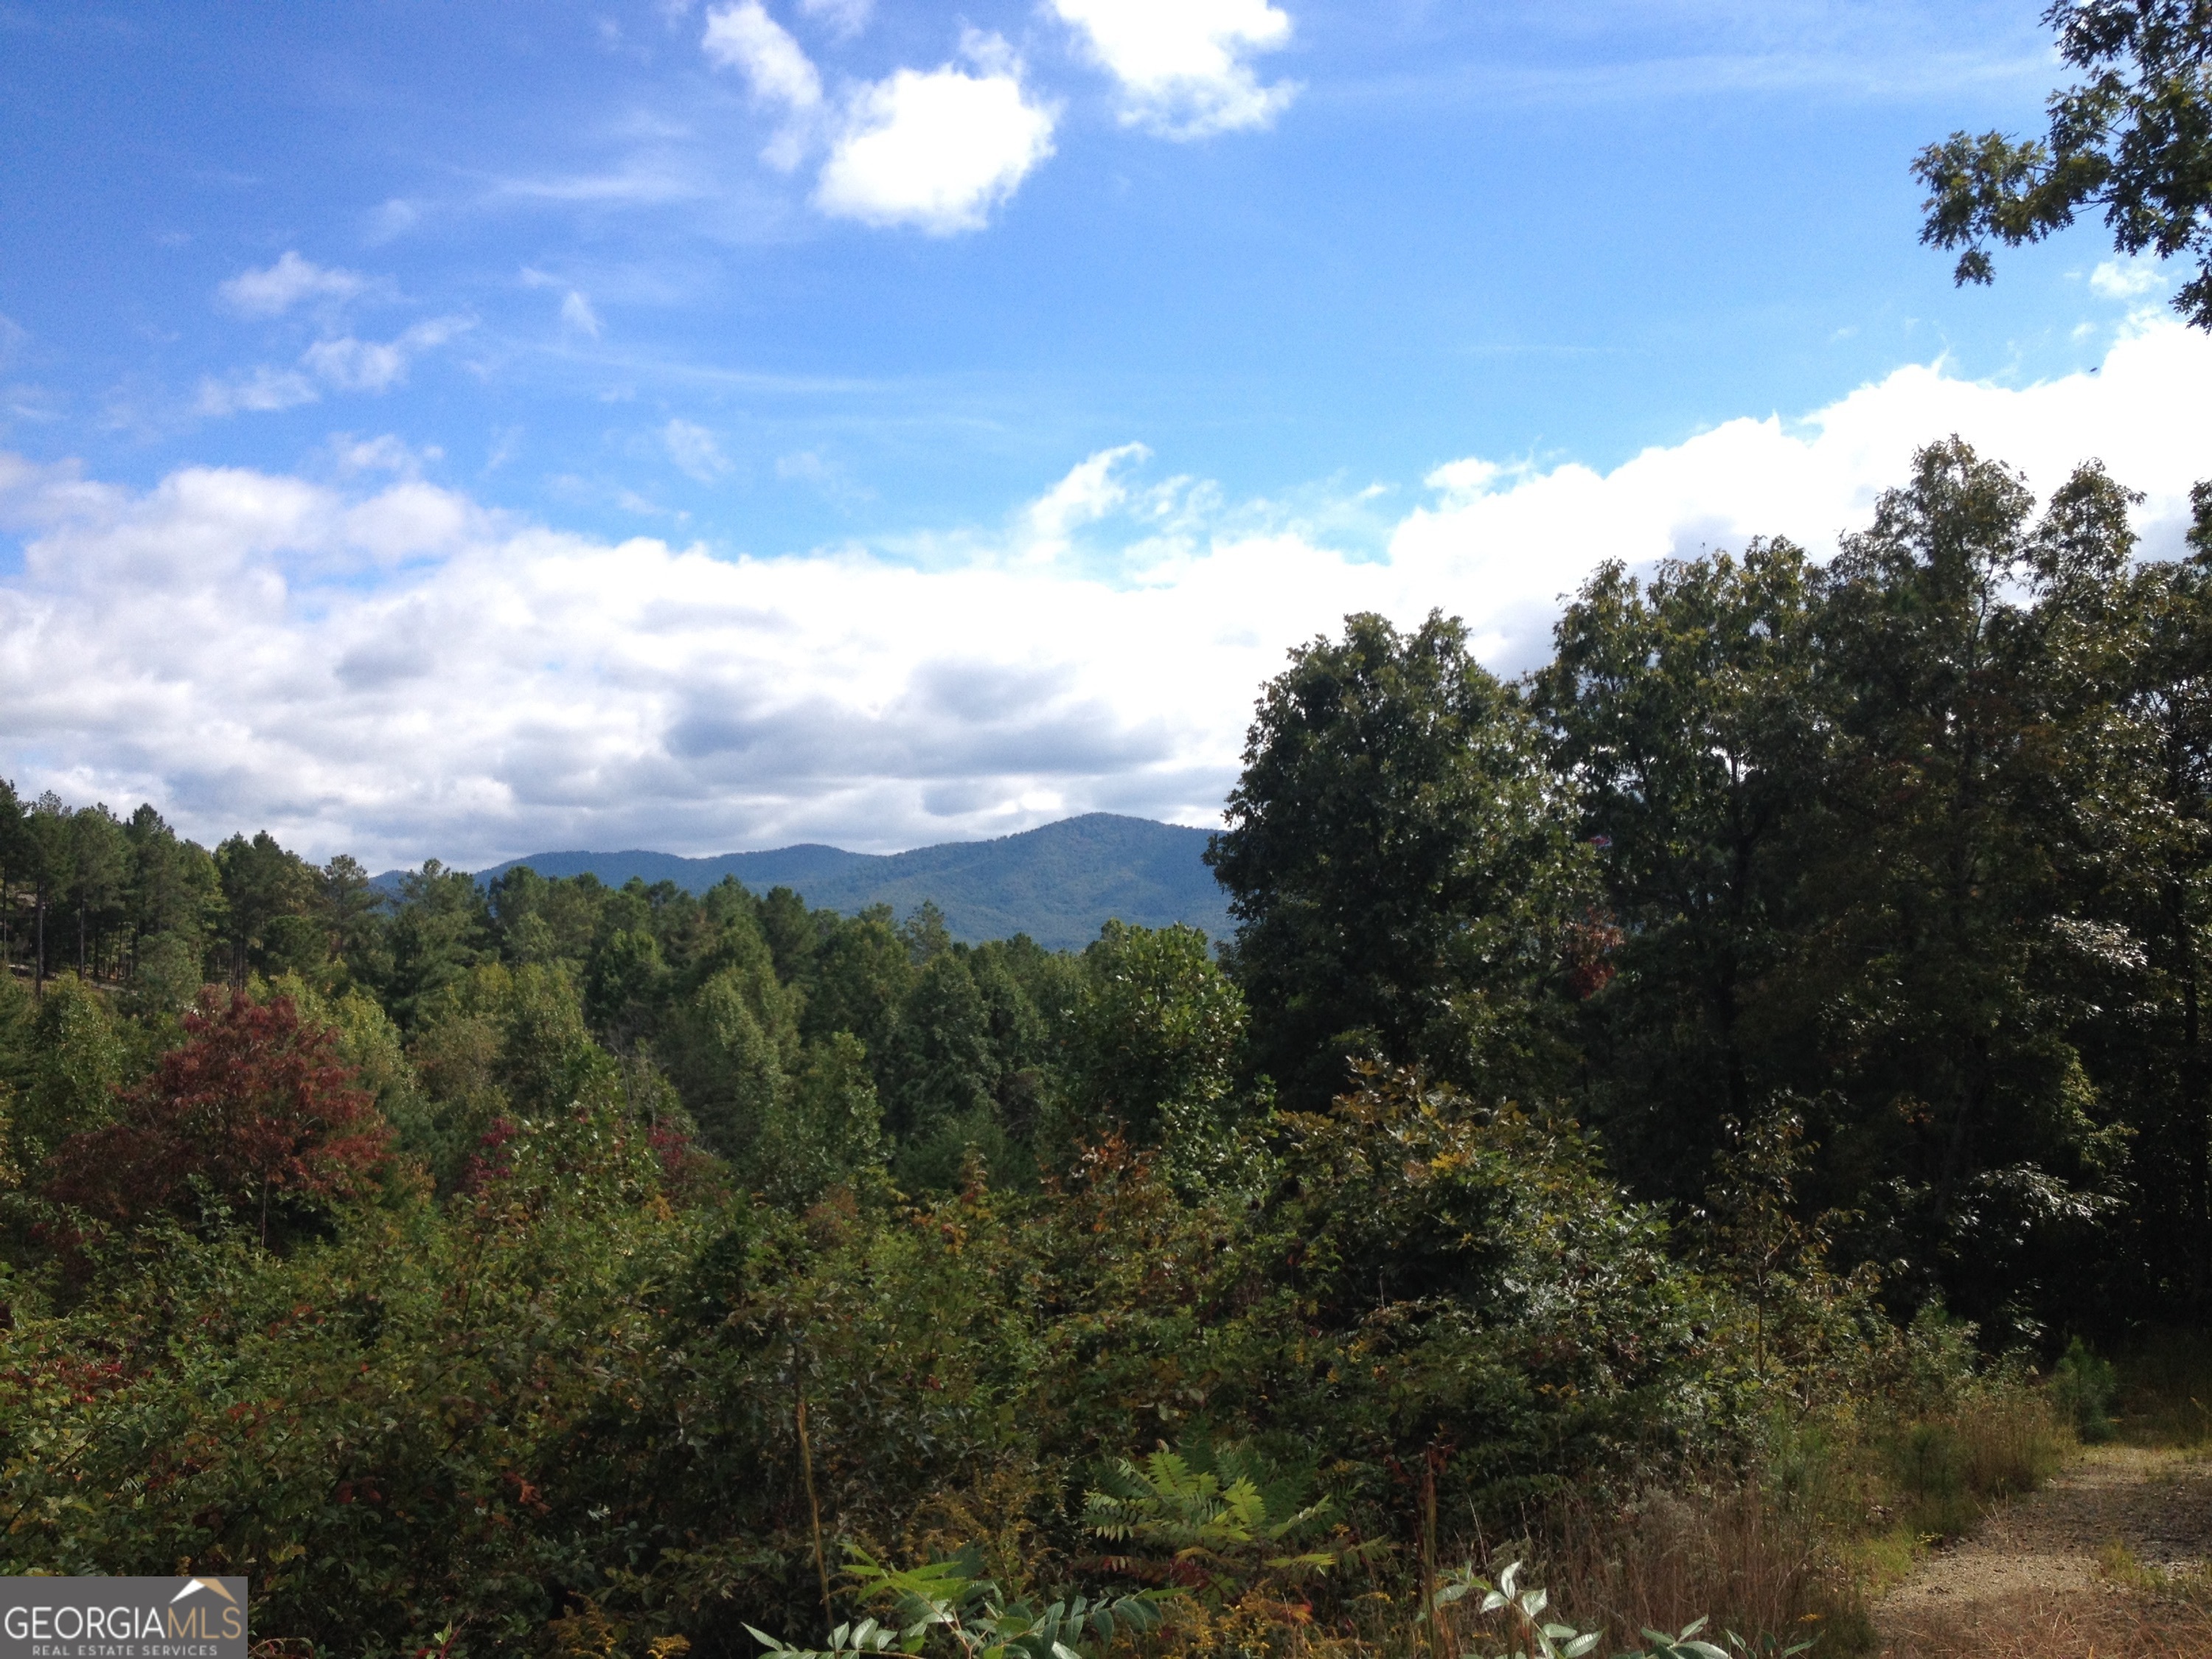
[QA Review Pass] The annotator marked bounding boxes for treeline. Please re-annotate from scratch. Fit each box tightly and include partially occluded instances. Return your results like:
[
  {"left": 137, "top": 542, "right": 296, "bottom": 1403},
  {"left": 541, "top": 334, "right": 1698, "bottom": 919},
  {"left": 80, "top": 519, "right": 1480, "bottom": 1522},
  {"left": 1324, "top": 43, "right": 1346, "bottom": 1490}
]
[
  {"left": 0, "top": 791, "right": 1230, "bottom": 1202},
  {"left": 0, "top": 439, "right": 2202, "bottom": 1655},
  {"left": 1217, "top": 440, "right": 2212, "bottom": 1346}
]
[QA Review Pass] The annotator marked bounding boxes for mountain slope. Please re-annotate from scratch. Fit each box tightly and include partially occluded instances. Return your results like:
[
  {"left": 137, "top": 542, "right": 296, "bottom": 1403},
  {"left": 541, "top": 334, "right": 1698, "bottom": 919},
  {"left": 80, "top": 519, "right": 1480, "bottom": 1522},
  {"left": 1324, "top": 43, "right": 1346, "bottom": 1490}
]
[{"left": 467, "top": 813, "right": 1232, "bottom": 952}]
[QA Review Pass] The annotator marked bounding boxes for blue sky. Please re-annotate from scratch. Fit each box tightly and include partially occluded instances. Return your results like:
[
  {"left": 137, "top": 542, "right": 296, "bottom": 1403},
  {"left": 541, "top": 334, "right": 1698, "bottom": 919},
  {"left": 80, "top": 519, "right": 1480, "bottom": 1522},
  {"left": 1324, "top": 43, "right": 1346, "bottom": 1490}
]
[{"left": 1, "top": 0, "right": 2207, "bottom": 866}]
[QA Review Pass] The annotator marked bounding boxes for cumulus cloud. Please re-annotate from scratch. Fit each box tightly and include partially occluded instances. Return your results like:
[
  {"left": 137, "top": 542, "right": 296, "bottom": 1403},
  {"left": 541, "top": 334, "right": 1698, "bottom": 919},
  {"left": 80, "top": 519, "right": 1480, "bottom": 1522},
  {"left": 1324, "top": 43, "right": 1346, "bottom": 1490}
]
[
  {"left": 699, "top": 10, "right": 1054, "bottom": 224},
  {"left": 2, "top": 323, "right": 2206, "bottom": 869},
  {"left": 1052, "top": 0, "right": 1296, "bottom": 137},
  {"left": 218, "top": 251, "right": 367, "bottom": 317},
  {"left": 2090, "top": 256, "right": 2164, "bottom": 299},
  {"left": 815, "top": 44, "right": 1056, "bottom": 233}
]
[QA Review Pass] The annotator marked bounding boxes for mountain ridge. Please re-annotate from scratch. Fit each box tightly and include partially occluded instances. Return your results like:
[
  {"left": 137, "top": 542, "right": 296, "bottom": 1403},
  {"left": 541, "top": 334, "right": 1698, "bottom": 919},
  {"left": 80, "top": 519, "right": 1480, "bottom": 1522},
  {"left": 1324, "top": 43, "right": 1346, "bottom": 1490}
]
[{"left": 379, "top": 813, "right": 1232, "bottom": 953}]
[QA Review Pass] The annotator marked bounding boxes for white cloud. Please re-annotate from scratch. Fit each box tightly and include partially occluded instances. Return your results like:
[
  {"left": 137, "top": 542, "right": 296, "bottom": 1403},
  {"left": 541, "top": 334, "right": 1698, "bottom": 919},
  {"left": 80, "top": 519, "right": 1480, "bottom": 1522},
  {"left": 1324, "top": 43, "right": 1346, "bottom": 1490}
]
[
  {"left": 493, "top": 164, "right": 703, "bottom": 206},
  {"left": 218, "top": 251, "right": 367, "bottom": 317},
  {"left": 816, "top": 48, "right": 1056, "bottom": 233},
  {"left": 2090, "top": 256, "right": 2163, "bottom": 299},
  {"left": 3, "top": 322, "right": 2207, "bottom": 869},
  {"left": 1029, "top": 444, "right": 1147, "bottom": 540},
  {"left": 328, "top": 434, "right": 443, "bottom": 477},
  {"left": 664, "top": 418, "right": 734, "bottom": 481},
  {"left": 701, "top": 1, "right": 827, "bottom": 170},
  {"left": 301, "top": 316, "right": 474, "bottom": 394},
  {"left": 702, "top": 1, "right": 822, "bottom": 109},
  {"left": 198, "top": 317, "right": 473, "bottom": 419},
  {"left": 1052, "top": 0, "right": 1296, "bottom": 137}
]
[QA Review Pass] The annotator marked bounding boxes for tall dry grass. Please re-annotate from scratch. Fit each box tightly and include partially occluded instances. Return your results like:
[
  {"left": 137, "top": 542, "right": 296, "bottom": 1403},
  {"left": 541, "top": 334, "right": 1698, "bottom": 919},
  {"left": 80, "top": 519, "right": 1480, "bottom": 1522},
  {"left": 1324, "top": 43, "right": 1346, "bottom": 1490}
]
[
  {"left": 1450, "top": 1482, "right": 1869, "bottom": 1656},
  {"left": 1883, "top": 1388, "right": 2070, "bottom": 1542}
]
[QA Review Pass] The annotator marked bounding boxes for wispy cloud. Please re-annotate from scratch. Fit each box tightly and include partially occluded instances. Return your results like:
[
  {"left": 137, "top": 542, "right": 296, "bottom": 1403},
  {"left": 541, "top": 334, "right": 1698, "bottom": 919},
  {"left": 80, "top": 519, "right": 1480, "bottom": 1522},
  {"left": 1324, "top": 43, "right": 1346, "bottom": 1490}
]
[
  {"left": 194, "top": 366, "right": 320, "bottom": 417},
  {"left": 663, "top": 417, "right": 733, "bottom": 481},
  {"left": 524, "top": 269, "right": 607, "bottom": 338},
  {"left": 301, "top": 316, "right": 474, "bottom": 394},
  {"left": 560, "top": 291, "right": 604, "bottom": 337},
  {"left": 798, "top": 0, "right": 869, "bottom": 39},
  {"left": 197, "top": 316, "right": 475, "bottom": 417},
  {"left": 491, "top": 163, "right": 704, "bottom": 206},
  {"left": 702, "top": 0, "right": 824, "bottom": 169},
  {"left": 703, "top": 1, "right": 821, "bottom": 109},
  {"left": 217, "top": 251, "right": 368, "bottom": 317}
]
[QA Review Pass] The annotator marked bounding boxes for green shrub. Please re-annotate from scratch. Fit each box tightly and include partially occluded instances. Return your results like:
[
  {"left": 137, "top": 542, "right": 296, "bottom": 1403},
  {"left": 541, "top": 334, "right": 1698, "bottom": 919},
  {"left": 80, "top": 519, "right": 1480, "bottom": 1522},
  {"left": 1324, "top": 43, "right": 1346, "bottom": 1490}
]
[{"left": 2048, "top": 1337, "right": 2118, "bottom": 1442}]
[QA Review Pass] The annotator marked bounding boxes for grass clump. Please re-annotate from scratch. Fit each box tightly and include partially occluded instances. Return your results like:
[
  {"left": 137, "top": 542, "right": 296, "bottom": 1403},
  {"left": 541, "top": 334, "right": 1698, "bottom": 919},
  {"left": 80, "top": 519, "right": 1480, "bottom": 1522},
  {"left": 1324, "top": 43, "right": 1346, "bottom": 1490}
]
[{"left": 1881, "top": 1389, "right": 2069, "bottom": 1543}]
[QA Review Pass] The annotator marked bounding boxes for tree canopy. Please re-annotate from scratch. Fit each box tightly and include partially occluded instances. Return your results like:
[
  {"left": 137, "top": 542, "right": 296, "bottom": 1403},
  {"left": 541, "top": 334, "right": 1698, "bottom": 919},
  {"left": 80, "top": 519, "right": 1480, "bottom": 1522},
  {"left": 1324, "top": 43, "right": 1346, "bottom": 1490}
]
[{"left": 1916, "top": 0, "right": 2212, "bottom": 324}]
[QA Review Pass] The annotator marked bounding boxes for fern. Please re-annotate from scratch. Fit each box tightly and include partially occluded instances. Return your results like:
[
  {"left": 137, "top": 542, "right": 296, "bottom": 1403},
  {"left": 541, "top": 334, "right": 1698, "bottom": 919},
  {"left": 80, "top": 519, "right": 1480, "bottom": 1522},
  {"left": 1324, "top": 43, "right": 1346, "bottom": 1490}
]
[
  {"left": 748, "top": 1546, "right": 1171, "bottom": 1659},
  {"left": 1082, "top": 1436, "right": 1375, "bottom": 1597}
]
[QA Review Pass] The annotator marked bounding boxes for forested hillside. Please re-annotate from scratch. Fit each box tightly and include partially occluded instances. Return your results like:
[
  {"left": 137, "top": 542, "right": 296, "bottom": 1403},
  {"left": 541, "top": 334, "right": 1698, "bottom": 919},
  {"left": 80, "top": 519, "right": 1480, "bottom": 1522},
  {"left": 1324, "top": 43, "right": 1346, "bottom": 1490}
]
[
  {"left": 0, "top": 440, "right": 2208, "bottom": 1655},
  {"left": 460, "top": 814, "right": 1231, "bottom": 951}
]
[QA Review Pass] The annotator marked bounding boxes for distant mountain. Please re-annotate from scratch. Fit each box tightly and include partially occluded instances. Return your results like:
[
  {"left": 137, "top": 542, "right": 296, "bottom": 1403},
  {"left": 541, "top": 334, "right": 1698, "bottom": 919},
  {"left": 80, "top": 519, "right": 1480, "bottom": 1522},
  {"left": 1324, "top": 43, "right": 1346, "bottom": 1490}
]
[{"left": 388, "top": 813, "right": 1234, "bottom": 953}]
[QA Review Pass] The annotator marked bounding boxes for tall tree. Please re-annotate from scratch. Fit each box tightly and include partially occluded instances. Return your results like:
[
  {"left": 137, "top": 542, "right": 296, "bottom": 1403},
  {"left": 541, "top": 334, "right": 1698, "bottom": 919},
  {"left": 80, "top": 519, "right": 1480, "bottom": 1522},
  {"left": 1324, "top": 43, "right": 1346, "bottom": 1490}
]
[
  {"left": 1208, "top": 611, "right": 1590, "bottom": 1110},
  {"left": 24, "top": 794, "right": 72, "bottom": 996},
  {"left": 63, "top": 806, "right": 128, "bottom": 979},
  {"left": 881, "top": 950, "right": 1001, "bottom": 1187},
  {"left": 0, "top": 780, "right": 25, "bottom": 976},
  {"left": 381, "top": 860, "right": 491, "bottom": 1028},
  {"left": 1062, "top": 921, "right": 1246, "bottom": 1147},
  {"left": 2051, "top": 474, "right": 2212, "bottom": 1317},
  {"left": 215, "top": 830, "right": 317, "bottom": 989},
  {"left": 1792, "top": 440, "right": 2132, "bottom": 1332},
  {"left": 1534, "top": 540, "right": 1818, "bottom": 1197}
]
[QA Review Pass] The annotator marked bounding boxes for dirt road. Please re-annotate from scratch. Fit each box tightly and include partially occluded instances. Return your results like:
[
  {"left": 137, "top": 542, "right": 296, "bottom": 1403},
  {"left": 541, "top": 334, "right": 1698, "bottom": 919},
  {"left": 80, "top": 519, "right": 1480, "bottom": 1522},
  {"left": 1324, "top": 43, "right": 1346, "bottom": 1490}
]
[{"left": 1876, "top": 1446, "right": 2212, "bottom": 1658}]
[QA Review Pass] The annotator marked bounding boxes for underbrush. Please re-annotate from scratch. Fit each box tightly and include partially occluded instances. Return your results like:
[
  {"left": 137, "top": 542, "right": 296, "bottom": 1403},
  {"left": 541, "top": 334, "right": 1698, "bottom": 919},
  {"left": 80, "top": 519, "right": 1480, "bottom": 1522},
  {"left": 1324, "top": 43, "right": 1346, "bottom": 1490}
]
[
  {"left": 1478, "top": 1482, "right": 1867, "bottom": 1656},
  {"left": 2115, "top": 1329, "right": 2212, "bottom": 1449}
]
